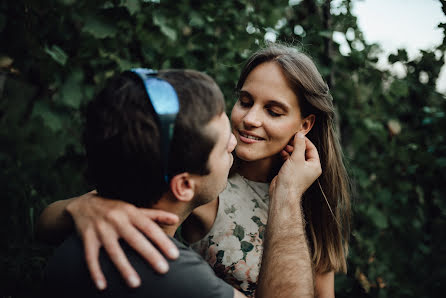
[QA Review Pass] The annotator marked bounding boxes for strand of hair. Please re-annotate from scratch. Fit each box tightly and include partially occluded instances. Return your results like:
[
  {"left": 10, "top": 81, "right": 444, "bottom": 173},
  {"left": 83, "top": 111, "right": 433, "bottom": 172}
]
[{"left": 317, "top": 179, "right": 341, "bottom": 229}]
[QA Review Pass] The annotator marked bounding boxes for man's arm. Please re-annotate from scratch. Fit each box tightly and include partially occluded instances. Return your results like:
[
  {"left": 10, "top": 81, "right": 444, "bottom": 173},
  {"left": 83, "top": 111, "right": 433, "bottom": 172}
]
[{"left": 257, "top": 134, "right": 321, "bottom": 297}]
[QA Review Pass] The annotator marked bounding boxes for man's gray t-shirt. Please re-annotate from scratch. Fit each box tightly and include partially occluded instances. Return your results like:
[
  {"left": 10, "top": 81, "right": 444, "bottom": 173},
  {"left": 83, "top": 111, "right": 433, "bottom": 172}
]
[{"left": 43, "top": 234, "right": 233, "bottom": 298}]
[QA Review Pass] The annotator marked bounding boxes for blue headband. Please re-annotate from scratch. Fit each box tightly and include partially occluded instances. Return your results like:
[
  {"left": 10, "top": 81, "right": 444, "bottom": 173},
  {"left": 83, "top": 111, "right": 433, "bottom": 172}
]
[{"left": 130, "top": 68, "right": 180, "bottom": 183}]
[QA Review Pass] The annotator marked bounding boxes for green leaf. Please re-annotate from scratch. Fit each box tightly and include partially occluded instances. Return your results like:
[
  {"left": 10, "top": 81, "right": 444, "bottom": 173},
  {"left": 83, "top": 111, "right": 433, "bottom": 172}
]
[
  {"left": 82, "top": 16, "right": 117, "bottom": 39},
  {"left": 59, "top": 70, "right": 84, "bottom": 109},
  {"left": 32, "top": 101, "right": 63, "bottom": 131},
  {"left": 367, "top": 206, "right": 388, "bottom": 229},
  {"left": 153, "top": 15, "right": 177, "bottom": 41},
  {"left": 189, "top": 12, "right": 205, "bottom": 27},
  {"left": 123, "top": 0, "right": 141, "bottom": 15},
  {"left": 363, "top": 118, "right": 384, "bottom": 132},
  {"left": 390, "top": 80, "right": 409, "bottom": 97},
  {"left": 44, "top": 45, "right": 68, "bottom": 66},
  {"left": 58, "top": 0, "right": 75, "bottom": 5},
  {"left": 233, "top": 224, "right": 245, "bottom": 241},
  {"left": 98, "top": 48, "right": 134, "bottom": 71},
  {"left": 84, "top": 85, "right": 95, "bottom": 102}
]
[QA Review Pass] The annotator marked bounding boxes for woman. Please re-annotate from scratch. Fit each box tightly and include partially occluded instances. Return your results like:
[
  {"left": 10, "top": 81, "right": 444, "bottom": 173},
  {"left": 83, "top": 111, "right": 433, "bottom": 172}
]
[{"left": 38, "top": 44, "right": 351, "bottom": 297}]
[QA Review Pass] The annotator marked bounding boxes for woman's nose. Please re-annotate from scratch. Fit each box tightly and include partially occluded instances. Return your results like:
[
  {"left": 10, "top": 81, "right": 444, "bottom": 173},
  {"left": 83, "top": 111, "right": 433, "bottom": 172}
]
[{"left": 243, "top": 107, "right": 262, "bottom": 128}]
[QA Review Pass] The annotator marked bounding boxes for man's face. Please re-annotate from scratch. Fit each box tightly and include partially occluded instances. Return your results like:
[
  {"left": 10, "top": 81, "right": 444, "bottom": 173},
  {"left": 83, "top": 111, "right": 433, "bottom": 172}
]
[{"left": 195, "top": 112, "right": 236, "bottom": 204}]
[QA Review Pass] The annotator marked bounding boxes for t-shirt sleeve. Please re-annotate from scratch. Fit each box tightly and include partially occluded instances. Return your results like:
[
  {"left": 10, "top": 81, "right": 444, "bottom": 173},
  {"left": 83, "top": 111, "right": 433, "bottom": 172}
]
[{"left": 43, "top": 235, "right": 234, "bottom": 298}]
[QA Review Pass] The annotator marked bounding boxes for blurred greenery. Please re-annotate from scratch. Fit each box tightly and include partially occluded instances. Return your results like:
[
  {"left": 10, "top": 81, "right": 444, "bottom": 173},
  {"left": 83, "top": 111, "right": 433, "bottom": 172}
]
[{"left": 1, "top": 0, "right": 445, "bottom": 297}]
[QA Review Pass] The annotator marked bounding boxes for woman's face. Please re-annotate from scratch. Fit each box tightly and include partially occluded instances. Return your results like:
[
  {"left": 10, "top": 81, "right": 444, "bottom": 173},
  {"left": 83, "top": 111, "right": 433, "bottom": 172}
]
[{"left": 231, "top": 61, "right": 312, "bottom": 162}]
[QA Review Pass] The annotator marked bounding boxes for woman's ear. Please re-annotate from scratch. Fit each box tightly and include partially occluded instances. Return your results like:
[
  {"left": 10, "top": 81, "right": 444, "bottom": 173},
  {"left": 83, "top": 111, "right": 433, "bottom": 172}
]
[
  {"left": 169, "top": 173, "right": 196, "bottom": 203},
  {"left": 300, "top": 114, "right": 316, "bottom": 135}
]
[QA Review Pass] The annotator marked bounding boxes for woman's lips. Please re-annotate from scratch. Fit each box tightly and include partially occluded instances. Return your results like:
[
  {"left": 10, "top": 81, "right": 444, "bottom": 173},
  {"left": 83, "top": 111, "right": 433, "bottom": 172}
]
[{"left": 238, "top": 130, "right": 264, "bottom": 144}]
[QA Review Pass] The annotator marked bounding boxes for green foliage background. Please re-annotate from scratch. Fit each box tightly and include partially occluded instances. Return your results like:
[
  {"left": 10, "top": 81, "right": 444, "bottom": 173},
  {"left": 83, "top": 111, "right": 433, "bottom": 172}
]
[{"left": 1, "top": 0, "right": 445, "bottom": 297}]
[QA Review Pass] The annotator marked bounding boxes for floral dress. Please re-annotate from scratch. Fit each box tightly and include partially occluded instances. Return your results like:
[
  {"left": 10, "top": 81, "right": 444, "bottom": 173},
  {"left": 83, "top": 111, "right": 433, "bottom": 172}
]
[{"left": 189, "top": 173, "right": 269, "bottom": 297}]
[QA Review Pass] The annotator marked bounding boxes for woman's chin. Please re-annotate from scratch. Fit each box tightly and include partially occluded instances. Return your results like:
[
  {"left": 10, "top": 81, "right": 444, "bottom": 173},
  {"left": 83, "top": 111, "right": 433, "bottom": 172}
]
[{"left": 235, "top": 148, "right": 259, "bottom": 162}]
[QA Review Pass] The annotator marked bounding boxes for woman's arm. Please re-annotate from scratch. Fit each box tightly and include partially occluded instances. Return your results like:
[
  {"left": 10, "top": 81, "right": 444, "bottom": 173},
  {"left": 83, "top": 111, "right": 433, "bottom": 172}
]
[
  {"left": 281, "top": 140, "right": 336, "bottom": 298},
  {"left": 36, "top": 196, "right": 78, "bottom": 244},
  {"left": 257, "top": 134, "right": 321, "bottom": 297},
  {"left": 36, "top": 191, "right": 180, "bottom": 290}
]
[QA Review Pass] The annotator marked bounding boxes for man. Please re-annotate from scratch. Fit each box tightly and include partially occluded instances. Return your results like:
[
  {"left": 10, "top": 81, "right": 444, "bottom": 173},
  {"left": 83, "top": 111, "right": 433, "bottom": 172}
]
[{"left": 43, "top": 69, "right": 320, "bottom": 297}]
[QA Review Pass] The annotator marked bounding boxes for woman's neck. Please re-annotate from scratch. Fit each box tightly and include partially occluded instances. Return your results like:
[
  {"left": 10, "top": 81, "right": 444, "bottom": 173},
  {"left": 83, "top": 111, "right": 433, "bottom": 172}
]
[{"left": 236, "top": 156, "right": 282, "bottom": 183}]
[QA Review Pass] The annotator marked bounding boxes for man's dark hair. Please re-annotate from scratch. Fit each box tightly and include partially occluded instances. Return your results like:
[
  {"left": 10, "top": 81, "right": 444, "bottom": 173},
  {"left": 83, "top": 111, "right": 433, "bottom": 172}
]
[{"left": 84, "top": 69, "right": 225, "bottom": 207}]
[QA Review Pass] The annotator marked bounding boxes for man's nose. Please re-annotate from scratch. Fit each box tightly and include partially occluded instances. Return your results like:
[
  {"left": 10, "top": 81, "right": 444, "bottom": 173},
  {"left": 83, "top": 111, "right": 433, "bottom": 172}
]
[
  {"left": 228, "top": 133, "right": 237, "bottom": 153},
  {"left": 243, "top": 107, "right": 262, "bottom": 128}
]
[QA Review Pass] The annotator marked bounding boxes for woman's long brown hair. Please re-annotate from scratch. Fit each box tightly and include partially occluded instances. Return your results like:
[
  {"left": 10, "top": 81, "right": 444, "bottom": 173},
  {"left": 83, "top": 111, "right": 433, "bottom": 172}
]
[{"left": 236, "top": 43, "right": 351, "bottom": 273}]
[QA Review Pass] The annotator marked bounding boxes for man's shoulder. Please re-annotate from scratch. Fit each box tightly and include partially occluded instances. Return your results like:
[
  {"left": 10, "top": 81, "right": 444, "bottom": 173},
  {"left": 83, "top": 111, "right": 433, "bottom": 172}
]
[
  {"left": 43, "top": 234, "right": 99, "bottom": 297},
  {"left": 44, "top": 234, "right": 233, "bottom": 298}
]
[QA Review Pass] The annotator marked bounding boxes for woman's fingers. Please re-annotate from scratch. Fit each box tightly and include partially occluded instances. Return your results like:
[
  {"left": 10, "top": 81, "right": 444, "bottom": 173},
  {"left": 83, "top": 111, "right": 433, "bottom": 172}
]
[
  {"left": 99, "top": 224, "right": 142, "bottom": 288},
  {"left": 140, "top": 209, "right": 179, "bottom": 225},
  {"left": 133, "top": 212, "right": 179, "bottom": 260},
  {"left": 83, "top": 228, "right": 107, "bottom": 290},
  {"left": 68, "top": 194, "right": 181, "bottom": 289},
  {"left": 280, "top": 149, "right": 290, "bottom": 160},
  {"left": 280, "top": 144, "right": 294, "bottom": 160},
  {"left": 118, "top": 222, "right": 171, "bottom": 274},
  {"left": 286, "top": 144, "right": 294, "bottom": 153},
  {"left": 276, "top": 133, "right": 322, "bottom": 195},
  {"left": 289, "top": 132, "right": 306, "bottom": 161},
  {"left": 122, "top": 207, "right": 179, "bottom": 261},
  {"left": 304, "top": 137, "right": 320, "bottom": 161},
  {"left": 304, "top": 137, "right": 322, "bottom": 179}
]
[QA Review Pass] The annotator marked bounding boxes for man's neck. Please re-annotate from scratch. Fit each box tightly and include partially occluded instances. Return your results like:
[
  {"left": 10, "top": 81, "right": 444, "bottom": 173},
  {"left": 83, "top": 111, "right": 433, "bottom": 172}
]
[{"left": 151, "top": 195, "right": 192, "bottom": 237}]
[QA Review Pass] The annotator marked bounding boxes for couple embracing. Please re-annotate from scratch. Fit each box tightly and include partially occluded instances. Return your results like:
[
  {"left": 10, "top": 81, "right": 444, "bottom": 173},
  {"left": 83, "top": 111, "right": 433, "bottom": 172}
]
[{"left": 40, "top": 44, "right": 350, "bottom": 298}]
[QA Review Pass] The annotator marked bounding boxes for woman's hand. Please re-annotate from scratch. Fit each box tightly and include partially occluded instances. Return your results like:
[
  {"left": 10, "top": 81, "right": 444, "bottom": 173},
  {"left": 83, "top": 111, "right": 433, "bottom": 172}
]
[
  {"left": 65, "top": 191, "right": 180, "bottom": 290},
  {"left": 279, "top": 138, "right": 295, "bottom": 161},
  {"left": 272, "top": 132, "right": 322, "bottom": 196}
]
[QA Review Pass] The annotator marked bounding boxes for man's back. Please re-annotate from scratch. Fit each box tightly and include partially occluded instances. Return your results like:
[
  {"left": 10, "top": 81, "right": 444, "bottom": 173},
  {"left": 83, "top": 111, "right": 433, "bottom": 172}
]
[{"left": 43, "top": 234, "right": 233, "bottom": 298}]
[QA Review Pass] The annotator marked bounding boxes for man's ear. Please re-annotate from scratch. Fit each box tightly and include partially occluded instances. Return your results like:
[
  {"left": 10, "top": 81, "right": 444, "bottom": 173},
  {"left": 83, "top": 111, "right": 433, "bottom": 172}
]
[
  {"left": 169, "top": 172, "right": 196, "bottom": 203},
  {"left": 300, "top": 114, "right": 315, "bottom": 135}
]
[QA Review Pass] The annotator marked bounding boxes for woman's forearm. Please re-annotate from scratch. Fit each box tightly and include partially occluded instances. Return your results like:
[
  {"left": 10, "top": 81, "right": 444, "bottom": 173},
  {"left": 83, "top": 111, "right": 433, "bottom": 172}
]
[
  {"left": 36, "top": 198, "right": 76, "bottom": 244},
  {"left": 257, "top": 187, "right": 314, "bottom": 297}
]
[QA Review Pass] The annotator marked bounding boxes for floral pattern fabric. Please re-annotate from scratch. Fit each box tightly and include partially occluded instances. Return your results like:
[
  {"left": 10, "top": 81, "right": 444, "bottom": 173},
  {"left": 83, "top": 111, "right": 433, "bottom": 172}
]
[{"left": 189, "top": 173, "right": 270, "bottom": 297}]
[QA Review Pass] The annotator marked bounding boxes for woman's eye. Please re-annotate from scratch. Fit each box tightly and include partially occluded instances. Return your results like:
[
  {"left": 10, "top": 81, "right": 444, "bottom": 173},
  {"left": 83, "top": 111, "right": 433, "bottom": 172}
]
[
  {"left": 238, "top": 98, "right": 251, "bottom": 107},
  {"left": 267, "top": 109, "right": 281, "bottom": 117}
]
